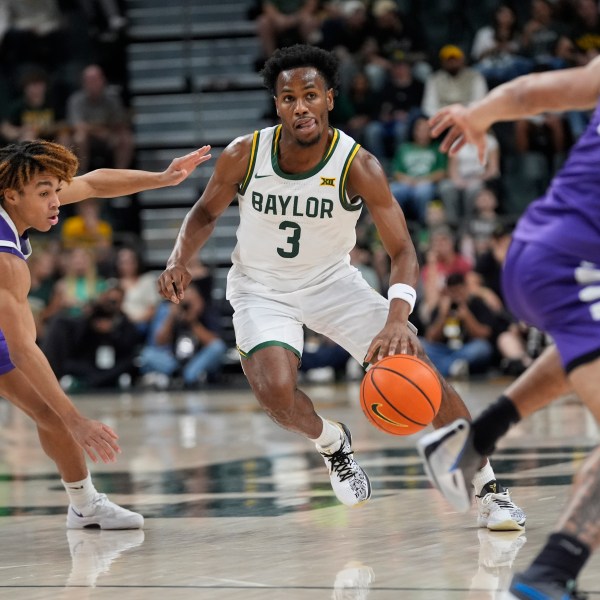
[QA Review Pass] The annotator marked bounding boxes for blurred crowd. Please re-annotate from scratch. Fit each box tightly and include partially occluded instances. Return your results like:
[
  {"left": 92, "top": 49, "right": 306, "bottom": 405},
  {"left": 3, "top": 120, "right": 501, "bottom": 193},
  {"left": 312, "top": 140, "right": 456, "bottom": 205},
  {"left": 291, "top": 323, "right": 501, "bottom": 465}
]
[{"left": 2, "top": 0, "right": 594, "bottom": 389}]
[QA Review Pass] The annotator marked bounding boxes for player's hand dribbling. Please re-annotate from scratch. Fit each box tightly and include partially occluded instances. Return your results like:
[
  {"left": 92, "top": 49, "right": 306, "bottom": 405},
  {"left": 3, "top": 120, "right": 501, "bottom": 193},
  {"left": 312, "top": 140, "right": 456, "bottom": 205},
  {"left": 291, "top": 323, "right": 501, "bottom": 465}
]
[
  {"left": 158, "top": 264, "right": 192, "bottom": 303},
  {"left": 161, "top": 146, "right": 212, "bottom": 186},
  {"left": 364, "top": 322, "right": 420, "bottom": 364},
  {"left": 68, "top": 415, "right": 121, "bottom": 463}
]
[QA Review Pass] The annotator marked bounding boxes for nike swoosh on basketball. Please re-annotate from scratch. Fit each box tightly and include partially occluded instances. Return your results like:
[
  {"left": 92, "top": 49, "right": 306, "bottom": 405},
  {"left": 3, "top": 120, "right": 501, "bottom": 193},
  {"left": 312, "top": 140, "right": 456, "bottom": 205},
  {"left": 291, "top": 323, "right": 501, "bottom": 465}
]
[
  {"left": 371, "top": 404, "right": 408, "bottom": 427},
  {"left": 254, "top": 173, "right": 271, "bottom": 178}
]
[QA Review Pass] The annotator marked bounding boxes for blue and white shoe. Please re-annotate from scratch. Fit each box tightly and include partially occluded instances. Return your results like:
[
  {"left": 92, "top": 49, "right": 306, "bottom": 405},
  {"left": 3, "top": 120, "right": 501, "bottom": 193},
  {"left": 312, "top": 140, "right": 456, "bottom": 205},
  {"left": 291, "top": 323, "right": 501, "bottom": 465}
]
[
  {"left": 505, "top": 572, "right": 587, "bottom": 599},
  {"left": 416, "top": 418, "right": 481, "bottom": 512}
]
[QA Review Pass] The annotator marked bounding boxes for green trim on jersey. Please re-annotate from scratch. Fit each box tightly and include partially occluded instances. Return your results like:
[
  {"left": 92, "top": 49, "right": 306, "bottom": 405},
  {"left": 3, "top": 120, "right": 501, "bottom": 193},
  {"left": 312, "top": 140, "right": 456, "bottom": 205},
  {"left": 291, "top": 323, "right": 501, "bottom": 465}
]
[
  {"left": 339, "top": 142, "right": 362, "bottom": 211},
  {"left": 270, "top": 125, "right": 341, "bottom": 180},
  {"left": 238, "top": 341, "right": 301, "bottom": 359},
  {"left": 239, "top": 130, "right": 261, "bottom": 194}
]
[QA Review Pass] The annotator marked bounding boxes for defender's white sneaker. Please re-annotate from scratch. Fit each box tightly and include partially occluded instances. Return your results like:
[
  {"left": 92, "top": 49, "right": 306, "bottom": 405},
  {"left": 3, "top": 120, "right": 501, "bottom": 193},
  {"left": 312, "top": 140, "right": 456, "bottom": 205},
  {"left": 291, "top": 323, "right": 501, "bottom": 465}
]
[
  {"left": 319, "top": 422, "right": 371, "bottom": 506},
  {"left": 417, "top": 418, "right": 481, "bottom": 512},
  {"left": 67, "top": 494, "right": 144, "bottom": 529},
  {"left": 477, "top": 483, "right": 526, "bottom": 531}
]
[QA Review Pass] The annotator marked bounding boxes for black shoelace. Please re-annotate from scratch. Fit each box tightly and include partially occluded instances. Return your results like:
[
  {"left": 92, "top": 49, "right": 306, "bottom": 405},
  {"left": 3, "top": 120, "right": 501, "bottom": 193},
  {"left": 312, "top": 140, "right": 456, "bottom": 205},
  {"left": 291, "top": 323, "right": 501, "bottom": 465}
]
[{"left": 323, "top": 447, "right": 355, "bottom": 482}]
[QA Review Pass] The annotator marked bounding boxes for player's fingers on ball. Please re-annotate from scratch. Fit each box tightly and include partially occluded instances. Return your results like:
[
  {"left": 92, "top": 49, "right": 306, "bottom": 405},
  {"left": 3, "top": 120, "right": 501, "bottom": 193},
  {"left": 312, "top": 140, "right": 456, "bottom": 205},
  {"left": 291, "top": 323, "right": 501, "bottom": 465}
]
[{"left": 398, "top": 337, "right": 409, "bottom": 354}]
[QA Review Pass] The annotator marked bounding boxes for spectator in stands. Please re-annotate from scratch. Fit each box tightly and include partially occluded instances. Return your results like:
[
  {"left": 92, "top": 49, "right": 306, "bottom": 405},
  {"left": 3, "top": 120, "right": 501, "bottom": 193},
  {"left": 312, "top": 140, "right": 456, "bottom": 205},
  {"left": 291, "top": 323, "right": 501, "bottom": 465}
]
[
  {"left": 514, "top": 108, "right": 567, "bottom": 175},
  {"left": 421, "top": 44, "right": 488, "bottom": 118},
  {"left": 420, "top": 272, "right": 496, "bottom": 378},
  {"left": 52, "top": 247, "right": 107, "bottom": 318},
  {"left": 300, "top": 332, "right": 351, "bottom": 383},
  {"left": 330, "top": 70, "right": 381, "bottom": 149},
  {"left": 139, "top": 281, "right": 226, "bottom": 389},
  {"left": 61, "top": 198, "right": 113, "bottom": 251},
  {"left": 570, "top": 0, "right": 600, "bottom": 62},
  {"left": 438, "top": 131, "right": 501, "bottom": 225},
  {"left": 0, "top": 68, "right": 70, "bottom": 145},
  {"left": 114, "top": 246, "right": 161, "bottom": 338},
  {"left": 389, "top": 116, "right": 447, "bottom": 225},
  {"left": 255, "top": 0, "right": 321, "bottom": 63},
  {"left": 42, "top": 283, "right": 140, "bottom": 391},
  {"left": 415, "top": 199, "right": 449, "bottom": 258},
  {"left": 0, "top": 0, "right": 68, "bottom": 82},
  {"left": 61, "top": 198, "right": 114, "bottom": 275},
  {"left": 369, "top": 0, "right": 429, "bottom": 80},
  {"left": 320, "top": 0, "right": 370, "bottom": 57},
  {"left": 458, "top": 186, "right": 503, "bottom": 263},
  {"left": 364, "top": 57, "right": 424, "bottom": 162},
  {"left": 320, "top": 1, "right": 372, "bottom": 92},
  {"left": 470, "top": 223, "right": 535, "bottom": 377},
  {"left": 419, "top": 224, "right": 472, "bottom": 324},
  {"left": 350, "top": 241, "right": 380, "bottom": 292},
  {"left": 27, "top": 246, "right": 61, "bottom": 342},
  {"left": 66, "top": 64, "right": 134, "bottom": 172},
  {"left": 471, "top": 4, "right": 533, "bottom": 88},
  {"left": 521, "top": 0, "right": 571, "bottom": 71}
]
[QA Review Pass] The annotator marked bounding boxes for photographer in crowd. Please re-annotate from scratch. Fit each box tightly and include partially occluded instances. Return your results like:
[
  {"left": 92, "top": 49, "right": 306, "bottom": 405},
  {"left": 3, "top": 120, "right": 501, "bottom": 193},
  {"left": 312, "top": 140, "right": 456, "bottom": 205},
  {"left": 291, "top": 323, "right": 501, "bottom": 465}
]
[{"left": 139, "top": 281, "right": 227, "bottom": 389}]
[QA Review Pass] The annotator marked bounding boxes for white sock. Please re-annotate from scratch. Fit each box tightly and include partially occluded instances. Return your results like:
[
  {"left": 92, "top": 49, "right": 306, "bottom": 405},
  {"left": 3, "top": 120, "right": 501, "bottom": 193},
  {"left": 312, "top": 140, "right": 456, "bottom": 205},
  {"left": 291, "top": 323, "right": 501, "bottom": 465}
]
[
  {"left": 62, "top": 472, "right": 98, "bottom": 511},
  {"left": 310, "top": 417, "right": 342, "bottom": 453},
  {"left": 472, "top": 461, "right": 496, "bottom": 496}
]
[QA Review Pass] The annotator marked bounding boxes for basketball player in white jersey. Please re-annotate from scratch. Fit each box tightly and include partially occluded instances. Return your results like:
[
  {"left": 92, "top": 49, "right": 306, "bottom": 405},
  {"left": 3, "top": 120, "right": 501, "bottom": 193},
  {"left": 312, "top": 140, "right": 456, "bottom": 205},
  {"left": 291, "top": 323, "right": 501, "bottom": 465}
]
[
  {"left": 0, "top": 140, "right": 211, "bottom": 529},
  {"left": 158, "top": 45, "right": 524, "bottom": 529}
]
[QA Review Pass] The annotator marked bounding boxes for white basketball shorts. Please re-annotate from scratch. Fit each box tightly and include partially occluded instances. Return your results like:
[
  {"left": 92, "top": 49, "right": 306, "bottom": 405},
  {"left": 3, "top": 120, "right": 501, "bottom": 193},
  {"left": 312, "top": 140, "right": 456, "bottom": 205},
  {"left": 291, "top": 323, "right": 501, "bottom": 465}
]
[{"left": 226, "top": 263, "right": 415, "bottom": 364}]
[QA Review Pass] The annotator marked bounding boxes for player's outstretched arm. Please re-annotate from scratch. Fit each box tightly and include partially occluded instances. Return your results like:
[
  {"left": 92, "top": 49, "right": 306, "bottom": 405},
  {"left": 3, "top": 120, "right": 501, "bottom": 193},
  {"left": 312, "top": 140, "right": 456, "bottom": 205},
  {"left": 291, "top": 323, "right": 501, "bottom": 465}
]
[
  {"left": 57, "top": 146, "right": 212, "bottom": 205},
  {"left": 0, "top": 255, "right": 121, "bottom": 463},
  {"left": 348, "top": 149, "right": 420, "bottom": 361},
  {"left": 430, "top": 56, "right": 600, "bottom": 161},
  {"left": 158, "top": 136, "right": 251, "bottom": 303}
]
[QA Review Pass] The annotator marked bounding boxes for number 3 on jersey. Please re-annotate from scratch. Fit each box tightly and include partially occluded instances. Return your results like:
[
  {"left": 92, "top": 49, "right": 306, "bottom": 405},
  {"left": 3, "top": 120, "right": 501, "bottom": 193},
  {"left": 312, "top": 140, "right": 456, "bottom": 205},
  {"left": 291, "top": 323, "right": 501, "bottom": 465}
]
[{"left": 277, "top": 221, "right": 301, "bottom": 258}]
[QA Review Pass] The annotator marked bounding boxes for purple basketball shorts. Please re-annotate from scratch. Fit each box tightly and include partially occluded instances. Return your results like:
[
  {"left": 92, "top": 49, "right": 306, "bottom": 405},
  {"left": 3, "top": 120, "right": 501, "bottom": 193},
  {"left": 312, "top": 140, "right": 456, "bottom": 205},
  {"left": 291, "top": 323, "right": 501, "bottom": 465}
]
[
  {"left": 503, "top": 239, "right": 600, "bottom": 372},
  {"left": 0, "top": 330, "right": 15, "bottom": 375}
]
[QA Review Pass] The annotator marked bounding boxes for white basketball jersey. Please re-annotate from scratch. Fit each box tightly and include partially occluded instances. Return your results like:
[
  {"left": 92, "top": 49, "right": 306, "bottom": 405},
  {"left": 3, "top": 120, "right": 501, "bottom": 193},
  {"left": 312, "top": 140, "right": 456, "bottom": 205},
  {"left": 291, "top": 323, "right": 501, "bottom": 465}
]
[{"left": 232, "top": 125, "right": 363, "bottom": 292}]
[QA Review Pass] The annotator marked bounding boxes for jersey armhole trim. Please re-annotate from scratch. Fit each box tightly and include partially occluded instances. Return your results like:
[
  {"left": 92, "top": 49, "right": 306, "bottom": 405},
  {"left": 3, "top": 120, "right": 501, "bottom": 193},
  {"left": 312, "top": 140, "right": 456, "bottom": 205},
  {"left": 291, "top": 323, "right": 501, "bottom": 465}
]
[
  {"left": 339, "top": 142, "right": 362, "bottom": 211},
  {"left": 239, "top": 130, "right": 261, "bottom": 194}
]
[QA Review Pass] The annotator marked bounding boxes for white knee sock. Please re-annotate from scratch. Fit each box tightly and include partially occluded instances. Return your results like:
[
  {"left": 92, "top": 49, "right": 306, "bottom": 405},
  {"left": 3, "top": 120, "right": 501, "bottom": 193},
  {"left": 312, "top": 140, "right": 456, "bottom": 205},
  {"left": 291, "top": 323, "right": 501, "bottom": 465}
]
[
  {"left": 310, "top": 417, "right": 343, "bottom": 453},
  {"left": 472, "top": 461, "right": 496, "bottom": 496},
  {"left": 62, "top": 472, "right": 98, "bottom": 511}
]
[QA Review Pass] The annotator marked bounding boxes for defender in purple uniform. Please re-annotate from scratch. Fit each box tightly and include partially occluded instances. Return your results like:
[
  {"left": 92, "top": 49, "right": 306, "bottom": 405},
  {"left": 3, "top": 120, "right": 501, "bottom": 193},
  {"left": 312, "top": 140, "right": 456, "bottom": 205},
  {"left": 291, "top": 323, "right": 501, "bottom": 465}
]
[
  {"left": 0, "top": 140, "right": 210, "bottom": 529},
  {"left": 417, "top": 56, "right": 600, "bottom": 599}
]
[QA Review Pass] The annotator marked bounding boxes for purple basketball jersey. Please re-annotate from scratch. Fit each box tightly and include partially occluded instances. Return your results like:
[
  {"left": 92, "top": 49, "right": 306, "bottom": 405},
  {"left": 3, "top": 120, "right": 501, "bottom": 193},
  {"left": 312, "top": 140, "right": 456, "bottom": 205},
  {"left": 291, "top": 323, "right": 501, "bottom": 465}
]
[
  {"left": 0, "top": 205, "right": 32, "bottom": 374},
  {"left": 513, "top": 101, "right": 600, "bottom": 261}
]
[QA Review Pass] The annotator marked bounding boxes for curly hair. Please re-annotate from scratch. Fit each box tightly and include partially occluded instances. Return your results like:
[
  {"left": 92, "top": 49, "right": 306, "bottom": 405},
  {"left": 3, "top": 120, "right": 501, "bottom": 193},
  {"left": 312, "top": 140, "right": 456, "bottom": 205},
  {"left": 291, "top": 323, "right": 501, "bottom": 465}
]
[
  {"left": 260, "top": 44, "right": 340, "bottom": 96},
  {"left": 0, "top": 140, "right": 79, "bottom": 202}
]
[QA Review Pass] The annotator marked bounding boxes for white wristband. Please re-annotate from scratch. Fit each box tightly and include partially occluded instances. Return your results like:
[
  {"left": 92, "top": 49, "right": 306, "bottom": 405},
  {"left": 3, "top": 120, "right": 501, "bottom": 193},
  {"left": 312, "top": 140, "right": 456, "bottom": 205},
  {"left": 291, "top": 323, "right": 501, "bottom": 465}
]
[{"left": 388, "top": 283, "right": 417, "bottom": 314}]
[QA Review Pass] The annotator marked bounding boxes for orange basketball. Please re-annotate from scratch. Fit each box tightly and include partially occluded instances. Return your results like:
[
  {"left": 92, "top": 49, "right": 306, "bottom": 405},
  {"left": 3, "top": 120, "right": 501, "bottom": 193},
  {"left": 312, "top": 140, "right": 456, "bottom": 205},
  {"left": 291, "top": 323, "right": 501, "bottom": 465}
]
[{"left": 360, "top": 354, "right": 442, "bottom": 435}]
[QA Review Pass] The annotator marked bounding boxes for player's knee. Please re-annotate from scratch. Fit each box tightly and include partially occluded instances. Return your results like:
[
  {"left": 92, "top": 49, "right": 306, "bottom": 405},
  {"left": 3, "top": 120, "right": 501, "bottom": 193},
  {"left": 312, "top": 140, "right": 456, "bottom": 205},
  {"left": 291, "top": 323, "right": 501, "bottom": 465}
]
[{"left": 252, "top": 375, "right": 296, "bottom": 423}]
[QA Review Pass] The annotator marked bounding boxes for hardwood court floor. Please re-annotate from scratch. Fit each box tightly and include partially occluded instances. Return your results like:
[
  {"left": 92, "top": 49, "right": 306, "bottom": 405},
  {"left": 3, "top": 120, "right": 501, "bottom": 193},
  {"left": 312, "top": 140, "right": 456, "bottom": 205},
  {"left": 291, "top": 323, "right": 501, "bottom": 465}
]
[{"left": 0, "top": 379, "right": 599, "bottom": 599}]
